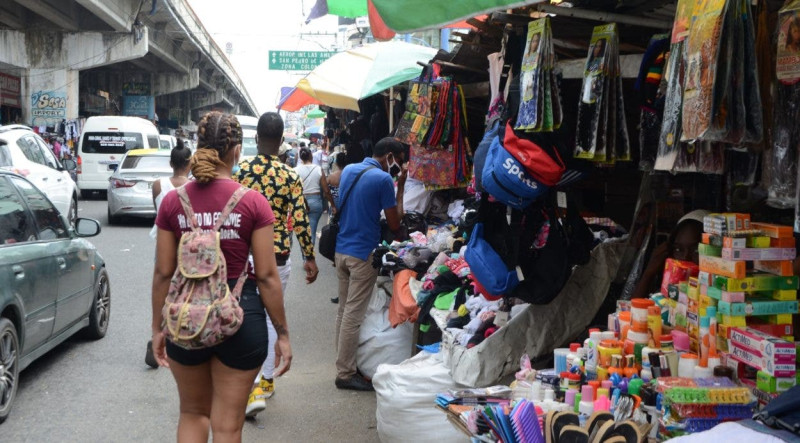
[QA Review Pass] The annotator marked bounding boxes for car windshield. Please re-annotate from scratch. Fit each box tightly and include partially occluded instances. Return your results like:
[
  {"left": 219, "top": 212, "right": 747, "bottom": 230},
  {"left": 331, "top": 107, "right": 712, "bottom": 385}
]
[
  {"left": 121, "top": 155, "right": 170, "bottom": 171},
  {"left": 242, "top": 135, "right": 257, "bottom": 157},
  {"left": 82, "top": 132, "right": 145, "bottom": 154}
]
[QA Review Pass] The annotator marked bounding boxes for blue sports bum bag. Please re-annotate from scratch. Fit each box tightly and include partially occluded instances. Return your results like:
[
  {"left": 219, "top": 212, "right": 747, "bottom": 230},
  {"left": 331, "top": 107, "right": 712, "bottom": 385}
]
[
  {"left": 465, "top": 223, "right": 520, "bottom": 296},
  {"left": 481, "top": 135, "right": 548, "bottom": 210}
]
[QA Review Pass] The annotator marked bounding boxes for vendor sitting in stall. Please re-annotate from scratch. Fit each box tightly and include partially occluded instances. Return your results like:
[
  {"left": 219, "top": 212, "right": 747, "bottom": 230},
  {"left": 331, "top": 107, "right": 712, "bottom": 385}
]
[{"left": 631, "top": 209, "right": 709, "bottom": 299}]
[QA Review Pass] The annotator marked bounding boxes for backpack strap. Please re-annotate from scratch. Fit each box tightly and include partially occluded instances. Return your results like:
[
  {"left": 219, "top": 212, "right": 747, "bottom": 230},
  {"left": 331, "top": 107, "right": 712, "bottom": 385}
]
[
  {"left": 176, "top": 186, "right": 200, "bottom": 232},
  {"left": 214, "top": 186, "right": 250, "bottom": 232}
]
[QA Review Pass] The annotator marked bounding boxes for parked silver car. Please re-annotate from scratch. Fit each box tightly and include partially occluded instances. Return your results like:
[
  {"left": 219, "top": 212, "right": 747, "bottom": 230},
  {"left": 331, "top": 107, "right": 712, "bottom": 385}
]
[
  {"left": 0, "top": 169, "right": 109, "bottom": 423},
  {"left": 106, "top": 149, "right": 171, "bottom": 224}
]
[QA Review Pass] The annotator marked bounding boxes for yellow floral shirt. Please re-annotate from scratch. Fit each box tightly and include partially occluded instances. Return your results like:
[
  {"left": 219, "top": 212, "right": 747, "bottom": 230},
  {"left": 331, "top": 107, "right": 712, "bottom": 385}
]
[{"left": 235, "top": 154, "right": 314, "bottom": 259}]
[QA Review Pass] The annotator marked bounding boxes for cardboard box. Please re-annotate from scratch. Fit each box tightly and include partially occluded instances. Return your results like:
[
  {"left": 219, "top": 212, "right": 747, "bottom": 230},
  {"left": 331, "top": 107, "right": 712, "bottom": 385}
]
[
  {"left": 746, "top": 237, "right": 773, "bottom": 248},
  {"left": 717, "top": 300, "right": 799, "bottom": 317},
  {"left": 700, "top": 256, "right": 747, "bottom": 279},
  {"left": 756, "top": 371, "right": 796, "bottom": 394},
  {"left": 729, "top": 327, "right": 797, "bottom": 360},
  {"left": 720, "top": 315, "right": 747, "bottom": 327},
  {"left": 705, "top": 213, "right": 752, "bottom": 232},
  {"left": 706, "top": 286, "right": 746, "bottom": 303},
  {"left": 767, "top": 314, "right": 796, "bottom": 325},
  {"left": 713, "top": 275, "right": 799, "bottom": 292},
  {"left": 728, "top": 342, "right": 796, "bottom": 377},
  {"left": 754, "top": 260, "right": 794, "bottom": 277},
  {"left": 769, "top": 290, "right": 798, "bottom": 301},
  {"left": 698, "top": 271, "right": 714, "bottom": 287},
  {"left": 721, "top": 247, "right": 797, "bottom": 262},
  {"left": 771, "top": 237, "right": 796, "bottom": 248},
  {"left": 708, "top": 236, "right": 773, "bottom": 248},
  {"left": 751, "top": 223, "right": 793, "bottom": 239},
  {"left": 698, "top": 243, "right": 722, "bottom": 257},
  {"left": 746, "top": 322, "right": 794, "bottom": 338}
]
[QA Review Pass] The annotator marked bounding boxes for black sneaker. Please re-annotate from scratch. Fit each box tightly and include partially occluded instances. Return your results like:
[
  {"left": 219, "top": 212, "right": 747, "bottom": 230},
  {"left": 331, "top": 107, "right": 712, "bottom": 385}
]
[
  {"left": 335, "top": 375, "right": 374, "bottom": 391},
  {"left": 330, "top": 297, "right": 339, "bottom": 304},
  {"left": 145, "top": 340, "right": 158, "bottom": 369}
]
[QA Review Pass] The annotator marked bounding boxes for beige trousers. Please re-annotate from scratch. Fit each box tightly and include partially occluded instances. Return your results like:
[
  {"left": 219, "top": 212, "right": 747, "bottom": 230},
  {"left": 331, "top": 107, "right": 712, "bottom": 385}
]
[{"left": 334, "top": 252, "right": 378, "bottom": 379}]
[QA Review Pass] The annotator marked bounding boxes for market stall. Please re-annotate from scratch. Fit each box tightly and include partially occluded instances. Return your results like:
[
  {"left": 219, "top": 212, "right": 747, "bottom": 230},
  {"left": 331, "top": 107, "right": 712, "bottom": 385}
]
[
  {"left": 306, "top": 0, "right": 800, "bottom": 442},
  {"left": 306, "top": 1, "right": 800, "bottom": 440}
]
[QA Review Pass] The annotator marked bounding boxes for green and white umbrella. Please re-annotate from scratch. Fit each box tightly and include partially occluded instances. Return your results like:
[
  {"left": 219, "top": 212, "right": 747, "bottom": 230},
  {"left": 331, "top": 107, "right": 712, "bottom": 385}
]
[{"left": 295, "top": 40, "right": 439, "bottom": 112}]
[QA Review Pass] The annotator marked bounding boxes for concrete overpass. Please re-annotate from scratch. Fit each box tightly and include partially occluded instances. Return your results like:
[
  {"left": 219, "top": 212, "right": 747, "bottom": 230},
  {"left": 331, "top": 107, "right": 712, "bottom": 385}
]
[{"left": 0, "top": 0, "right": 257, "bottom": 130}]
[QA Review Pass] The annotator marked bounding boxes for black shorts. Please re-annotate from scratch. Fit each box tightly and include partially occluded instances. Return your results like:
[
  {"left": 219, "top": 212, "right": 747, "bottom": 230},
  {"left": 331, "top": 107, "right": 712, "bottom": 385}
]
[{"left": 166, "top": 279, "right": 267, "bottom": 370}]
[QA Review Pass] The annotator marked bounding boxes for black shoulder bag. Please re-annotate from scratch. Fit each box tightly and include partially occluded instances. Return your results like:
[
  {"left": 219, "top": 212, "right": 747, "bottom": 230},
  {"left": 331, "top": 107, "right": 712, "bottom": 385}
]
[{"left": 318, "top": 166, "right": 375, "bottom": 261}]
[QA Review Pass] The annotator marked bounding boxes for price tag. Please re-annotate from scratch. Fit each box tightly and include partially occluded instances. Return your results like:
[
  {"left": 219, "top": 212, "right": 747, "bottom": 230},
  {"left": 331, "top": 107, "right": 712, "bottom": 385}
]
[
  {"left": 494, "top": 311, "right": 509, "bottom": 328},
  {"left": 557, "top": 191, "right": 567, "bottom": 209}
]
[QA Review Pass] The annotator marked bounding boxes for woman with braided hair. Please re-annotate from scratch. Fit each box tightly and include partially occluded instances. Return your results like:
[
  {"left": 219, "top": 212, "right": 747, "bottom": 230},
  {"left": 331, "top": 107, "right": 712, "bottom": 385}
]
[{"left": 151, "top": 111, "right": 292, "bottom": 442}]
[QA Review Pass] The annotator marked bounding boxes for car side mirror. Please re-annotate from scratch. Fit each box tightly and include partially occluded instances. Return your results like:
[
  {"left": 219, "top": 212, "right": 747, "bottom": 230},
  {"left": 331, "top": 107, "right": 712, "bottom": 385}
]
[
  {"left": 75, "top": 218, "right": 101, "bottom": 237},
  {"left": 62, "top": 159, "right": 77, "bottom": 171}
]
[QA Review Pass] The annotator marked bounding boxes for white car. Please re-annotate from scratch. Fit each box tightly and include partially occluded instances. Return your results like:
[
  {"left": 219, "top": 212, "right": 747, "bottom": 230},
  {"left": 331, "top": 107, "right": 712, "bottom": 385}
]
[
  {"left": 0, "top": 125, "right": 78, "bottom": 226},
  {"left": 158, "top": 135, "right": 176, "bottom": 150}
]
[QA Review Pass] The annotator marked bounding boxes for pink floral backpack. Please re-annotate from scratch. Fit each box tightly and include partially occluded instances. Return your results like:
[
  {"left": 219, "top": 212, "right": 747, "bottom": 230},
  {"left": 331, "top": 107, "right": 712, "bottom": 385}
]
[{"left": 162, "top": 185, "right": 250, "bottom": 349}]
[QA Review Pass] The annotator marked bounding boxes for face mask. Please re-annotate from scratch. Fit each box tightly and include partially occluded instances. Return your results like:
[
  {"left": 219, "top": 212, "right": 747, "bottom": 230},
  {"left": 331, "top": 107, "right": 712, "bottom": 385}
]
[
  {"left": 387, "top": 155, "right": 400, "bottom": 176},
  {"left": 232, "top": 164, "right": 241, "bottom": 175}
]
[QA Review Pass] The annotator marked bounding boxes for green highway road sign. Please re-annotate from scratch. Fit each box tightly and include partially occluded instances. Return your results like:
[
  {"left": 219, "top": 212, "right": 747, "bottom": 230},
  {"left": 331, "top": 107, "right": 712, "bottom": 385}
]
[{"left": 268, "top": 51, "right": 336, "bottom": 71}]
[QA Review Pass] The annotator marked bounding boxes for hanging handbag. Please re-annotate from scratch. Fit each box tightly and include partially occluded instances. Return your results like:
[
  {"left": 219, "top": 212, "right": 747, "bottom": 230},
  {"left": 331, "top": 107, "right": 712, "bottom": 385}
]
[
  {"left": 394, "top": 69, "right": 436, "bottom": 144},
  {"left": 318, "top": 166, "right": 376, "bottom": 261}
]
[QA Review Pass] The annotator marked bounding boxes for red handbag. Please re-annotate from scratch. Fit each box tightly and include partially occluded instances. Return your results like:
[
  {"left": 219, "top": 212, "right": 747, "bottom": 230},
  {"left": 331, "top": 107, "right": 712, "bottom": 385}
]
[{"left": 502, "top": 122, "right": 565, "bottom": 186}]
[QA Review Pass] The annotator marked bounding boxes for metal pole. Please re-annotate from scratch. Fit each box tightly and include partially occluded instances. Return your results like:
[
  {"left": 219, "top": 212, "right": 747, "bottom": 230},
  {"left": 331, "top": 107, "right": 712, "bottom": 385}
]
[{"left": 389, "top": 86, "right": 394, "bottom": 133}]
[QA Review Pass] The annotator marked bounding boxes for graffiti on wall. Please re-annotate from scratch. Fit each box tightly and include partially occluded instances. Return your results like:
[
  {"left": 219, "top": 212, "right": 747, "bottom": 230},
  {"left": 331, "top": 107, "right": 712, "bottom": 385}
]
[{"left": 30, "top": 90, "right": 67, "bottom": 126}]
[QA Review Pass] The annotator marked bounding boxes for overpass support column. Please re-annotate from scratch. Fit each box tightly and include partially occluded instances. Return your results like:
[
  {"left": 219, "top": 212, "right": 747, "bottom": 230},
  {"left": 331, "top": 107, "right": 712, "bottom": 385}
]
[{"left": 0, "top": 28, "right": 148, "bottom": 126}]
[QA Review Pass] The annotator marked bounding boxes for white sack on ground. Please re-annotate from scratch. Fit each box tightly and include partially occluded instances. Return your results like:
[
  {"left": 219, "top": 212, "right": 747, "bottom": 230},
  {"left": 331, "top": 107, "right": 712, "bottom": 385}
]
[
  {"left": 357, "top": 277, "right": 414, "bottom": 379},
  {"left": 374, "top": 351, "right": 467, "bottom": 443},
  {"left": 443, "top": 239, "right": 627, "bottom": 387}
]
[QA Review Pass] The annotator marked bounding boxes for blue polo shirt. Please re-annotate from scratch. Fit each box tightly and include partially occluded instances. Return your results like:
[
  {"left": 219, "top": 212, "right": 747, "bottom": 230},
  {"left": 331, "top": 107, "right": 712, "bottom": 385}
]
[{"left": 336, "top": 158, "right": 396, "bottom": 261}]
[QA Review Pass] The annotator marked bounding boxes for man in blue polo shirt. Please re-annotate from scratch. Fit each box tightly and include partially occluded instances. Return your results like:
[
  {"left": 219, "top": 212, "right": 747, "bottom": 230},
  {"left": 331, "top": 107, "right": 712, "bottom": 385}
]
[{"left": 334, "top": 137, "right": 406, "bottom": 391}]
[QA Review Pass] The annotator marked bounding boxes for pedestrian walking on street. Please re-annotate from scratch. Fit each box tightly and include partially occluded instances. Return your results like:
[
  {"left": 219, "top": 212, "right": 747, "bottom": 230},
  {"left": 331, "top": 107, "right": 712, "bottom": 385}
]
[
  {"left": 234, "top": 112, "right": 319, "bottom": 417},
  {"left": 150, "top": 111, "right": 292, "bottom": 442},
  {"left": 295, "top": 147, "right": 336, "bottom": 246},
  {"left": 326, "top": 152, "right": 350, "bottom": 304},
  {"left": 145, "top": 139, "right": 192, "bottom": 369},
  {"left": 333, "top": 137, "right": 406, "bottom": 391}
]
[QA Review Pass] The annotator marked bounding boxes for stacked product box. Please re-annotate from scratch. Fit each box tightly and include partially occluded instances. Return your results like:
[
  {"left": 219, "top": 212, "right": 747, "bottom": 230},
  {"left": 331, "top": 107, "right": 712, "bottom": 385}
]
[
  {"left": 661, "top": 259, "right": 699, "bottom": 342},
  {"left": 698, "top": 215, "right": 799, "bottom": 397}
]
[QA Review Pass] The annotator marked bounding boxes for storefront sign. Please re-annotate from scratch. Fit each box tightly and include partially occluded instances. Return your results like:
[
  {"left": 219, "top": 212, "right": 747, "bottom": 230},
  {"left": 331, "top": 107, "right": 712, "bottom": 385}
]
[
  {"left": 0, "top": 72, "right": 21, "bottom": 107},
  {"left": 123, "top": 95, "right": 154, "bottom": 119},
  {"left": 268, "top": 51, "right": 336, "bottom": 71},
  {"left": 30, "top": 90, "right": 67, "bottom": 125},
  {"left": 122, "top": 81, "right": 151, "bottom": 96}
]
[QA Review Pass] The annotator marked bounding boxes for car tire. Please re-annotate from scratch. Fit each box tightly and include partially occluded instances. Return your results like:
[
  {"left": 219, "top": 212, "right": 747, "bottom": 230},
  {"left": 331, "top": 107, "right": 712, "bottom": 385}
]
[
  {"left": 68, "top": 195, "right": 78, "bottom": 228},
  {"left": 83, "top": 269, "right": 110, "bottom": 340},
  {"left": 0, "top": 318, "right": 20, "bottom": 424},
  {"left": 107, "top": 206, "right": 120, "bottom": 225}
]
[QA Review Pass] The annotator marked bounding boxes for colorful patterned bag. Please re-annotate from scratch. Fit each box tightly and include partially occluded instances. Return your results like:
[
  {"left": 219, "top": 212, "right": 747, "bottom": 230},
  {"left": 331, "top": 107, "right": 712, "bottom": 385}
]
[{"left": 162, "top": 186, "right": 250, "bottom": 350}]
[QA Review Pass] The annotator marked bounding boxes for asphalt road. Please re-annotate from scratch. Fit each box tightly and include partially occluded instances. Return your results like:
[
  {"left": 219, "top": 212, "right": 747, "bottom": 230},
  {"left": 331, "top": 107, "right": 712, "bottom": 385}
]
[{"left": 2, "top": 196, "right": 380, "bottom": 442}]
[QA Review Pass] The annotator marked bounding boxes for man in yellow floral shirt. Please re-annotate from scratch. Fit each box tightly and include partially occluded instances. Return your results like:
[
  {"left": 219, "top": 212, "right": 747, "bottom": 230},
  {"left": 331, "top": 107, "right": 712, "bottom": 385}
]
[{"left": 234, "top": 112, "right": 319, "bottom": 418}]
